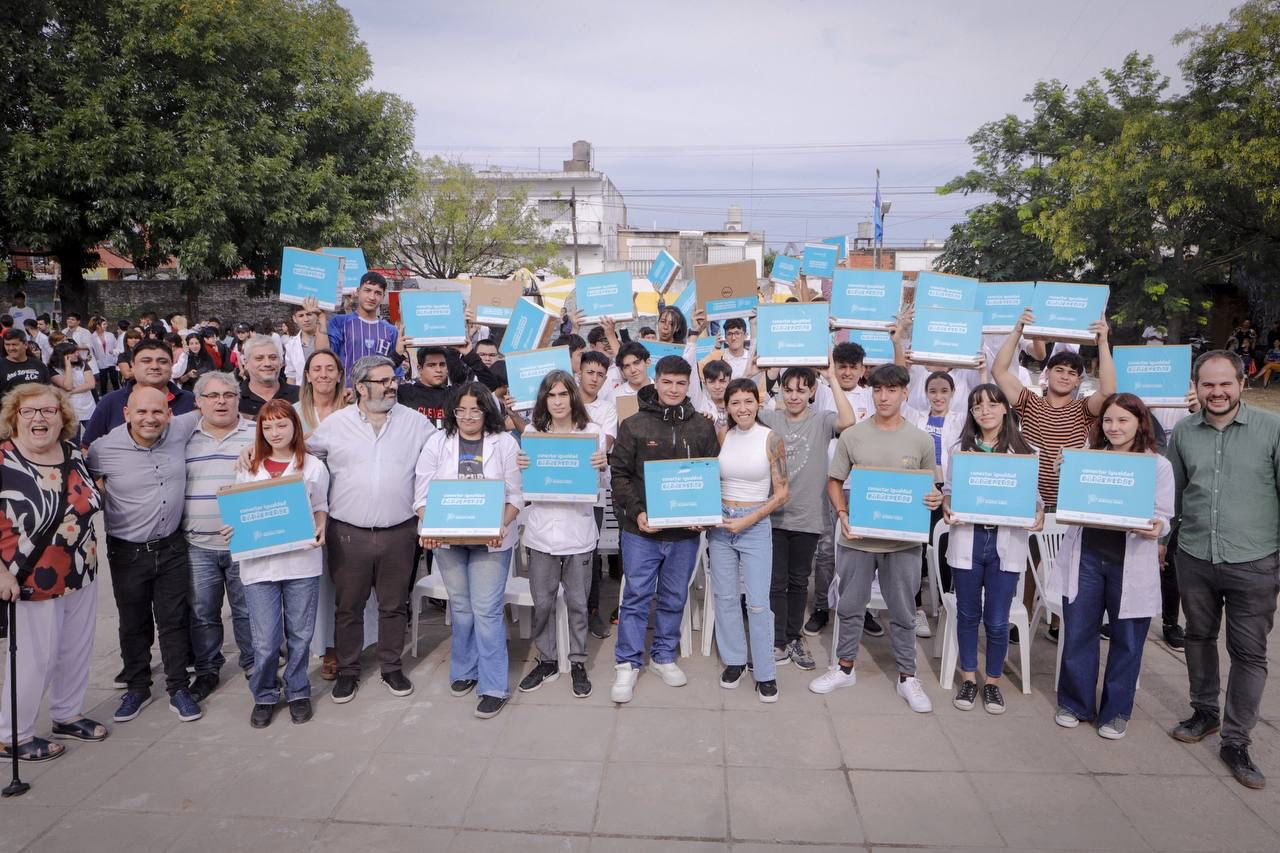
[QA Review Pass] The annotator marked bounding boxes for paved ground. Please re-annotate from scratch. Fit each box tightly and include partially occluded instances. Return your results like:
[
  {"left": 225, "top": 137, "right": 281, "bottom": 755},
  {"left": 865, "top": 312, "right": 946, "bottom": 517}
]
[{"left": 3, "top": 550, "right": 1279, "bottom": 853}]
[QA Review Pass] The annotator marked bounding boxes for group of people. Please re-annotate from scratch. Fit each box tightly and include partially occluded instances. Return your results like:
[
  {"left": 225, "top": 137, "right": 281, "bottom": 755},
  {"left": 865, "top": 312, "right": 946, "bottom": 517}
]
[{"left": 1, "top": 273, "right": 1276, "bottom": 793}]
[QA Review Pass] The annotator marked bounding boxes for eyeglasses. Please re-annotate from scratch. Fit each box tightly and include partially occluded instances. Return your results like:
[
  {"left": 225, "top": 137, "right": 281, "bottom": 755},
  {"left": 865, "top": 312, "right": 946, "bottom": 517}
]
[
  {"left": 360, "top": 376, "right": 398, "bottom": 389},
  {"left": 18, "top": 406, "right": 60, "bottom": 420},
  {"left": 199, "top": 392, "right": 239, "bottom": 402},
  {"left": 453, "top": 409, "right": 484, "bottom": 420}
]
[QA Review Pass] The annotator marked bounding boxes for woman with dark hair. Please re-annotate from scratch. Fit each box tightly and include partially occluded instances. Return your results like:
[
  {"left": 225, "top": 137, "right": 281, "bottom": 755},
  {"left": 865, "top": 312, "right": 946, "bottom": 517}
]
[
  {"left": 711, "top": 377, "right": 789, "bottom": 702},
  {"left": 1048, "top": 392, "right": 1173, "bottom": 739},
  {"left": 414, "top": 381, "right": 524, "bottom": 719},
  {"left": 225, "top": 399, "right": 329, "bottom": 728},
  {"left": 47, "top": 341, "right": 96, "bottom": 440},
  {"left": 88, "top": 316, "right": 119, "bottom": 394},
  {"left": 656, "top": 306, "right": 690, "bottom": 345},
  {"left": 513, "top": 370, "right": 607, "bottom": 698},
  {"left": 941, "top": 383, "right": 1043, "bottom": 714},
  {"left": 174, "top": 333, "right": 209, "bottom": 390}
]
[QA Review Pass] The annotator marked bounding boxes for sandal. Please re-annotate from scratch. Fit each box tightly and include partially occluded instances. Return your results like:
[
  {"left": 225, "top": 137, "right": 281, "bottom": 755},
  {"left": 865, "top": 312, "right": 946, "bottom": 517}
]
[
  {"left": 1, "top": 736, "right": 66, "bottom": 763},
  {"left": 51, "top": 717, "right": 109, "bottom": 742},
  {"left": 320, "top": 650, "right": 338, "bottom": 681}
]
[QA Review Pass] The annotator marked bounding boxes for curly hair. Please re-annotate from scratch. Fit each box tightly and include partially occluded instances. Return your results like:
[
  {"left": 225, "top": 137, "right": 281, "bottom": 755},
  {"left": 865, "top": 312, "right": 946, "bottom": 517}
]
[{"left": 0, "top": 383, "right": 78, "bottom": 443}]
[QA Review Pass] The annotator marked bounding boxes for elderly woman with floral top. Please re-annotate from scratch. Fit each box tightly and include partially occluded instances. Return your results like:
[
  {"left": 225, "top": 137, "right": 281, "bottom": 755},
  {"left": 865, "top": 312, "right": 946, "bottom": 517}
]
[{"left": 0, "top": 383, "right": 105, "bottom": 762}]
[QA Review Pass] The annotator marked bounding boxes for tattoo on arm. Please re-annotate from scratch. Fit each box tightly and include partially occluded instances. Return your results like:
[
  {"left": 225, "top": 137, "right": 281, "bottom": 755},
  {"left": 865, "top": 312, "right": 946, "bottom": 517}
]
[{"left": 768, "top": 432, "right": 788, "bottom": 490}]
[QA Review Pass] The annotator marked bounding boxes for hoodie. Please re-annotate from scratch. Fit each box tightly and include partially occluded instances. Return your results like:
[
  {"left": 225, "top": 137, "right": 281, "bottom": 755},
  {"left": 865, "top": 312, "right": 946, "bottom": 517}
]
[{"left": 608, "top": 384, "right": 720, "bottom": 540}]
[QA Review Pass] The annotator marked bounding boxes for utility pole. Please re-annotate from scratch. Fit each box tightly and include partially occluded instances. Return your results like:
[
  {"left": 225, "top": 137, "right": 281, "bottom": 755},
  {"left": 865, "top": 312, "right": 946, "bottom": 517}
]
[{"left": 570, "top": 187, "right": 580, "bottom": 276}]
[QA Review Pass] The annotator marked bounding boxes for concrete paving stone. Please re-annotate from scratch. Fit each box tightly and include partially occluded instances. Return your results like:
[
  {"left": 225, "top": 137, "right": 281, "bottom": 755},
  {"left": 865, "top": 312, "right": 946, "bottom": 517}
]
[
  {"left": 168, "top": 816, "right": 321, "bottom": 853},
  {"left": 847, "top": 770, "right": 1004, "bottom": 847},
  {"left": 1060, "top": 718, "right": 1213, "bottom": 776},
  {"left": 207, "top": 746, "right": 369, "bottom": 820},
  {"left": 722, "top": 707, "right": 843, "bottom": 769},
  {"left": 308, "top": 821, "right": 456, "bottom": 851},
  {"left": 1097, "top": 774, "right": 1277, "bottom": 852},
  {"left": 494, "top": 704, "right": 617, "bottom": 762},
  {"left": 511, "top": 655, "right": 620, "bottom": 708},
  {"left": 818, "top": 669, "right": 933, "bottom": 716},
  {"left": 591, "top": 840, "right": 728, "bottom": 853},
  {"left": 464, "top": 757, "right": 603, "bottom": 834},
  {"left": 452, "top": 830, "right": 589, "bottom": 852},
  {"left": 942, "top": 713, "right": 1087, "bottom": 773},
  {"left": 727, "top": 766, "right": 860, "bottom": 844},
  {"left": 621, "top": 664, "right": 726, "bottom": 710},
  {"left": 0, "top": 804, "right": 70, "bottom": 853},
  {"left": 332, "top": 752, "right": 486, "bottom": 828},
  {"left": 82, "top": 741, "right": 249, "bottom": 813},
  {"left": 972, "top": 771, "right": 1147, "bottom": 850},
  {"left": 594, "top": 763, "right": 727, "bottom": 839},
  {"left": 834, "top": 712, "right": 963, "bottom": 771},
  {"left": 611, "top": 706, "right": 723, "bottom": 764},
  {"left": 3, "top": 737, "right": 147, "bottom": 810},
  {"left": 26, "top": 808, "right": 188, "bottom": 853},
  {"left": 391, "top": 692, "right": 513, "bottom": 757},
  {"left": 81, "top": 689, "right": 183, "bottom": 745},
  {"left": 735, "top": 846, "right": 865, "bottom": 853}
]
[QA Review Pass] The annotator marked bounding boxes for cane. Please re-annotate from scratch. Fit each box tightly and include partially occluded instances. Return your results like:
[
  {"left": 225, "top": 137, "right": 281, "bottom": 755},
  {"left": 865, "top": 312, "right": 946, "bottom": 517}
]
[{"left": 2, "top": 600, "right": 30, "bottom": 797}]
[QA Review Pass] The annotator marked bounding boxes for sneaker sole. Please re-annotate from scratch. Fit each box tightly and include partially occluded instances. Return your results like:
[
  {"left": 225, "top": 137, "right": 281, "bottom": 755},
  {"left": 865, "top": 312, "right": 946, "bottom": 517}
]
[
  {"left": 791, "top": 659, "right": 816, "bottom": 671},
  {"left": 474, "top": 703, "right": 507, "bottom": 719},
  {"left": 112, "top": 696, "right": 154, "bottom": 722},
  {"left": 648, "top": 666, "right": 687, "bottom": 687},
  {"left": 610, "top": 689, "right": 633, "bottom": 703},
  {"left": 518, "top": 671, "right": 560, "bottom": 693},
  {"left": 720, "top": 678, "right": 742, "bottom": 689},
  {"left": 774, "top": 656, "right": 791, "bottom": 666},
  {"left": 953, "top": 698, "right": 976, "bottom": 711},
  {"left": 808, "top": 675, "right": 856, "bottom": 694},
  {"left": 1172, "top": 723, "right": 1220, "bottom": 743},
  {"left": 757, "top": 691, "right": 779, "bottom": 704},
  {"left": 984, "top": 702, "right": 1007, "bottom": 715},
  {"left": 382, "top": 682, "right": 414, "bottom": 698},
  {"left": 1098, "top": 727, "right": 1125, "bottom": 740},
  {"left": 1055, "top": 715, "right": 1080, "bottom": 729},
  {"left": 331, "top": 687, "right": 358, "bottom": 704},
  {"left": 573, "top": 684, "right": 593, "bottom": 698},
  {"left": 169, "top": 704, "right": 203, "bottom": 723},
  {"left": 450, "top": 683, "right": 477, "bottom": 698}
]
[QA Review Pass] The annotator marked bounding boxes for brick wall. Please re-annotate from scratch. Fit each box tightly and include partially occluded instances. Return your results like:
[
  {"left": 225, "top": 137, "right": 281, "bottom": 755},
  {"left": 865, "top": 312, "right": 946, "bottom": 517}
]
[{"left": 86, "top": 279, "right": 288, "bottom": 327}]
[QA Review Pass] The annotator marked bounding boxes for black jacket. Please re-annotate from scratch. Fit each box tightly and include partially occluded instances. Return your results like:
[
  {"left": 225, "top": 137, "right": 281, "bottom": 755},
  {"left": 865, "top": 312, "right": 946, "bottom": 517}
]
[{"left": 608, "top": 385, "right": 720, "bottom": 540}]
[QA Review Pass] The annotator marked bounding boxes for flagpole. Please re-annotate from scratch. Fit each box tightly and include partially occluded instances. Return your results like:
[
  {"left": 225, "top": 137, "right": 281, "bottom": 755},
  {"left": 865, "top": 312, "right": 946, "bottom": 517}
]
[{"left": 874, "top": 169, "right": 882, "bottom": 270}]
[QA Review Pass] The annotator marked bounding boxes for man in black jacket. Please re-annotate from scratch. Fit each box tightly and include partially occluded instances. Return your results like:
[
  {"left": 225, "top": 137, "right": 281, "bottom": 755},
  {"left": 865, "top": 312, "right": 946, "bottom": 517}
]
[{"left": 608, "top": 355, "right": 719, "bottom": 703}]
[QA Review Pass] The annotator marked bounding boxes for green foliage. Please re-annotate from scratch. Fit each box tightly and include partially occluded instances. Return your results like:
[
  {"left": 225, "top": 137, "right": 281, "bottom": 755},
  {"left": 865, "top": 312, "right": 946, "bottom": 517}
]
[
  {"left": 385, "top": 157, "right": 566, "bottom": 280},
  {"left": 0, "top": 0, "right": 415, "bottom": 313},
  {"left": 762, "top": 249, "right": 777, "bottom": 278}
]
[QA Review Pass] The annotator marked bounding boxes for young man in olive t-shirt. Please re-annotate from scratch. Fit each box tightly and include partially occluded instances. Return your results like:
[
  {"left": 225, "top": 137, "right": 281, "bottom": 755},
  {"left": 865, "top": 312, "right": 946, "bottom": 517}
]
[{"left": 808, "top": 364, "right": 942, "bottom": 713}]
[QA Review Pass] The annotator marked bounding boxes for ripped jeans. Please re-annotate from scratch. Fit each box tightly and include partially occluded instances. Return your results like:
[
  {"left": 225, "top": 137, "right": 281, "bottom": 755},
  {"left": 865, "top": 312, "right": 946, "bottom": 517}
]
[{"left": 708, "top": 505, "right": 776, "bottom": 681}]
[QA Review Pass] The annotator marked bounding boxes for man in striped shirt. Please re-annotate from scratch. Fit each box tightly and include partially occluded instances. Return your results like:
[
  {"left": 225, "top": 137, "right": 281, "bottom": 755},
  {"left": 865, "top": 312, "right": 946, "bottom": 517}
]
[
  {"left": 183, "top": 371, "right": 257, "bottom": 702},
  {"left": 327, "top": 271, "right": 398, "bottom": 386}
]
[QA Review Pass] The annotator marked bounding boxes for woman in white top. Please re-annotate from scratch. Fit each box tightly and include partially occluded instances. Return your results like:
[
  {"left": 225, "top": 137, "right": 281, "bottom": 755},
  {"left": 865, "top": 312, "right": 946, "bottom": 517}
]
[
  {"left": 414, "top": 382, "right": 524, "bottom": 720},
  {"left": 225, "top": 399, "right": 329, "bottom": 729},
  {"left": 47, "top": 342, "right": 96, "bottom": 440},
  {"left": 1048, "top": 392, "right": 1173, "bottom": 739},
  {"left": 710, "top": 378, "right": 789, "bottom": 702},
  {"left": 514, "top": 370, "right": 608, "bottom": 699},
  {"left": 88, "top": 317, "right": 119, "bottom": 395},
  {"left": 942, "top": 383, "right": 1043, "bottom": 714}
]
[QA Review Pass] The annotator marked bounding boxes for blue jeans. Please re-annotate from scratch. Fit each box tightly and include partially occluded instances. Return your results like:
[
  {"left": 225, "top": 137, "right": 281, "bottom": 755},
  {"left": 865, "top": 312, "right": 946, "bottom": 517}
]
[
  {"left": 709, "top": 506, "right": 776, "bottom": 681},
  {"left": 1059, "top": 547, "right": 1151, "bottom": 723},
  {"left": 188, "top": 545, "right": 253, "bottom": 676},
  {"left": 435, "top": 546, "right": 513, "bottom": 699},
  {"left": 616, "top": 532, "right": 700, "bottom": 667},
  {"left": 243, "top": 577, "right": 320, "bottom": 704},
  {"left": 953, "top": 526, "right": 1021, "bottom": 678}
]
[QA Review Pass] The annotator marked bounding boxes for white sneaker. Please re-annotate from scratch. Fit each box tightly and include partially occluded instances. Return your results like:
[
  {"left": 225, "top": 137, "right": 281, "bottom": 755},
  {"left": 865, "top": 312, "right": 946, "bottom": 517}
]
[
  {"left": 611, "top": 663, "right": 639, "bottom": 703},
  {"left": 1055, "top": 707, "right": 1081, "bottom": 728},
  {"left": 914, "top": 609, "right": 932, "bottom": 638},
  {"left": 647, "top": 660, "right": 688, "bottom": 687},
  {"left": 896, "top": 676, "right": 933, "bottom": 713},
  {"left": 808, "top": 667, "right": 856, "bottom": 694}
]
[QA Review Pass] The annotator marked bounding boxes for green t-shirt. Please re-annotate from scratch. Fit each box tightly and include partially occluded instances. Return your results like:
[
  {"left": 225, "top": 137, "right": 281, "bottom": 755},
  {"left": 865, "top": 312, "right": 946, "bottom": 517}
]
[{"left": 828, "top": 417, "right": 936, "bottom": 553}]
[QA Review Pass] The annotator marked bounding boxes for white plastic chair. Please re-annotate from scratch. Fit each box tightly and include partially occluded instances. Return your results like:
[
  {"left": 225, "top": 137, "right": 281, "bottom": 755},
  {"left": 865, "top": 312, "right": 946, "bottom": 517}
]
[
  {"left": 827, "top": 535, "right": 890, "bottom": 670},
  {"left": 925, "top": 518, "right": 949, "bottom": 618},
  {"left": 1028, "top": 513, "right": 1068, "bottom": 689},
  {"left": 598, "top": 496, "right": 621, "bottom": 558},
  {"left": 618, "top": 532, "right": 705, "bottom": 659},
  {"left": 936, "top": 568, "right": 1033, "bottom": 694}
]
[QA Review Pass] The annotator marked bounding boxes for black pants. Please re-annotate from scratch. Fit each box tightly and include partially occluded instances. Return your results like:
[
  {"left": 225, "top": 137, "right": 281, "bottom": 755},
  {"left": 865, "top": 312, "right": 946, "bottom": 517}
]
[
  {"left": 1161, "top": 528, "right": 1182, "bottom": 627},
  {"left": 96, "top": 366, "right": 120, "bottom": 396},
  {"left": 328, "top": 518, "right": 418, "bottom": 677},
  {"left": 917, "top": 503, "right": 952, "bottom": 607},
  {"left": 588, "top": 506, "right": 604, "bottom": 613},
  {"left": 771, "top": 528, "right": 820, "bottom": 646},
  {"left": 107, "top": 532, "right": 193, "bottom": 696}
]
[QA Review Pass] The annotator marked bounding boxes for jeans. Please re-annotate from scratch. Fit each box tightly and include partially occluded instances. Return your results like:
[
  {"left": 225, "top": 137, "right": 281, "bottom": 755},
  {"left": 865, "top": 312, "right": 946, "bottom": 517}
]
[
  {"left": 811, "top": 502, "right": 837, "bottom": 613},
  {"left": 770, "top": 528, "right": 819, "bottom": 646},
  {"left": 1177, "top": 549, "right": 1280, "bottom": 748},
  {"left": 243, "top": 577, "right": 319, "bottom": 704},
  {"left": 709, "top": 506, "right": 776, "bottom": 681},
  {"left": 107, "top": 532, "right": 192, "bottom": 696},
  {"left": 616, "top": 531, "right": 699, "bottom": 667},
  {"left": 96, "top": 365, "right": 120, "bottom": 396},
  {"left": 435, "top": 545, "right": 513, "bottom": 699},
  {"left": 1058, "top": 547, "right": 1150, "bottom": 723},
  {"left": 527, "top": 549, "right": 592, "bottom": 664},
  {"left": 187, "top": 545, "right": 253, "bottom": 676},
  {"left": 953, "top": 527, "right": 1021, "bottom": 678},
  {"left": 834, "top": 545, "right": 922, "bottom": 674}
]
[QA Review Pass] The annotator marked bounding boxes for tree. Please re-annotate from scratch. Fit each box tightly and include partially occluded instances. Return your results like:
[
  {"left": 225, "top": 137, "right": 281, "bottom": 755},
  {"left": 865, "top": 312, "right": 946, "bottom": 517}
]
[
  {"left": 384, "top": 157, "right": 566, "bottom": 280},
  {"left": 0, "top": 0, "right": 415, "bottom": 316}
]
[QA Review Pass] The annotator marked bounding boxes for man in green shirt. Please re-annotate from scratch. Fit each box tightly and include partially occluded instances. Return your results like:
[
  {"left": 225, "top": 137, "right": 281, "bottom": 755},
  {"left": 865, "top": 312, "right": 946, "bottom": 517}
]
[{"left": 1167, "top": 350, "right": 1280, "bottom": 790}]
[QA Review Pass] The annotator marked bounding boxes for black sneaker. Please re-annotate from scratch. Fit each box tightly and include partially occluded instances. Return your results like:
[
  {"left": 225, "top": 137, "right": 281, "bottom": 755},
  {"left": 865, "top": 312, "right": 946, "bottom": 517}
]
[
  {"left": 332, "top": 675, "right": 358, "bottom": 704},
  {"left": 953, "top": 679, "right": 978, "bottom": 711},
  {"left": 1221, "top": 744, "right": 1266, "bottom": 790},
  {"left": 1008, "top": 625, "right": 1020, "bottom": 645},
  {"left": 803, "top": 610, "right": 829, "bottom": 636},
  {"left": 1171, "top": 709, "right": 1221, "bottom": 743},
  {"left": 1163, "top": 624, "right": 1186, "bottom": 652},
  {"left": 863, "top": 612, "right": 885, "bottom": 637},
  {"left": 1045, "top": 625, "right": 1059, "bottom": 644},
  {"left": 380, "top": 670, "right": 414, "bottom": 697},
  {"left": 189, "top": 673, "right": 220, "bottom": 704},
  {"left": 755, "top": 680, "right": 779, "bottom": 704},
  {"left": 588, "top": 610, "right": 611, "bottom": 639},
  {"left": 475, "top": 695, "right": 508, "bottom": 719},
  {"left": 450, "top": 678, "right": 478, "bottom": 697},
  {"left": 720, "top": 665, "right": 746, "bottom": 688},
  {"left": 518, "top": 660, "right": 561, "bottom": 693},
  {"left": 982, "top": 683, "right": 1006, "bottom": 715},
  {"left": 289, "top": 698, "right": 313, "bottom": 724},
  {"left": 1099, "top": 623, "right": 1112, "bottom": 641},
  {"left": 571, "top": 663, "right": 592, "bottom": 698},
  {"left": 250, "top": 703, "right": 276, "bottom": 729}
]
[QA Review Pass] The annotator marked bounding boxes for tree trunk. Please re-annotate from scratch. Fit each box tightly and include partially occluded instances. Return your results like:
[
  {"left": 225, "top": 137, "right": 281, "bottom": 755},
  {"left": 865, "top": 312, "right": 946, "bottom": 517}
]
[{"left": 55, "top": 247, "right": 90, "bottom": 322}]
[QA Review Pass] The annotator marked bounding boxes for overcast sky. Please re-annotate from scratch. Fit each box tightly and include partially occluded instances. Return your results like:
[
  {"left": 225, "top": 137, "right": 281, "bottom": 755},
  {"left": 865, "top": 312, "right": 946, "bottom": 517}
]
[{"left": 346, "top": 0, "right": 1240, "bottom": 251}]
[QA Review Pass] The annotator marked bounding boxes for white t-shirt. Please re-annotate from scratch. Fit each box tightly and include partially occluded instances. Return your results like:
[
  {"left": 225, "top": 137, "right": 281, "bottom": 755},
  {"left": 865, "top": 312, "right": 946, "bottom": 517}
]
[
  {"left": 722, "top": 347, "right": 753, "bottom": 379},
  {"left": 235, "top": 454, "right": 330, "bottom": 584},
  {"left": 520, "top": 422, "right": 604, "bottom": 556}
]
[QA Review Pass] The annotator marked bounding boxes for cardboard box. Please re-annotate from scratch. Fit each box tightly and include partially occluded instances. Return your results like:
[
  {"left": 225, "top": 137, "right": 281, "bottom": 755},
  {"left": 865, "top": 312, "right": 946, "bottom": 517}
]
[
  {"left": 802, "top": 242, "right": 840, "bottom": 278},
  {"left": 949, "top": 452, "right": 1040, "bottom": 527},
  {"left": 500, "top": 297, "right": 559, "bottom": 355},
  {"left": 1114, "top": 345, "right": 1192, "bottom": 407},
  {"left": 1056, "top": 449, "right": 1157, "bottom": 530},
  {"left": 279, "top": 247, "right": 342, "bottom": 311},
  {"left": 521, "top": 434, "right": 600, "bottom": 502},
  {"left": 695, "top": 260, "right": 759, "bottom": 321},
  {"left": 908, "top": 307, "right": 984, "bottom": 367},
  {"left": 643, "top": 457, "right": 723, "bottom": 527},
  {"left": 399, "top": 290, "right": 466, "bottom": 346},
  {"left": 319, "top": 247, "right": 368, "bottom": 294},
  {"left": 843, "top": 467, "right": 934, "bottom": 543},
  {"left": 575, "top": 271, "right": 635, "bottom": 323},
  {"left": 829, "top": 269, "right": 904, "bottom": 330},
  {"left": 646, "top": 250, "right": 682, "bottom": 294},
  {"left": 616, "top": 394, "right": 640, "bottom": 423},
  {"left": 978, "top": 282, "right": 1036, "bottom": 334},
  {"left": 756, "top": 303, "right": 831, "bottom": 367},
  {"left": 1024, "top": 282, "right": 1110, "bottom": 342},
  {"left": 505, "top": 346, "right": 572, "bottom": 409},
  {"left": 769, "top": 255, "right": 801, "bottom": 286},
  {"left": 419, "top": 479, "right": 506, "bottom": 543},
  {"left": 217, "top": 475, "right": 317, "bottom": 561},
  {"left": 914, "top": 271, "right": 979, "bottom": 311},
  {"left": 468, "top": 277, "right": 522, "bottom": 327},
  {"left": 846, "top": 328, "right": 895, "bottom": 365}
]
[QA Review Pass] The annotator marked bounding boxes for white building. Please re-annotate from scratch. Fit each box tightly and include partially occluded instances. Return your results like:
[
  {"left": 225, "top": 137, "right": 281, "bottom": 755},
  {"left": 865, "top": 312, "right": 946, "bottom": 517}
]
[
  {"left": 475, "top": 141, "right": 627, "bottom": 276},
  {"left": 611, "top": 205, "right": 767, "bottom": 281}
]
